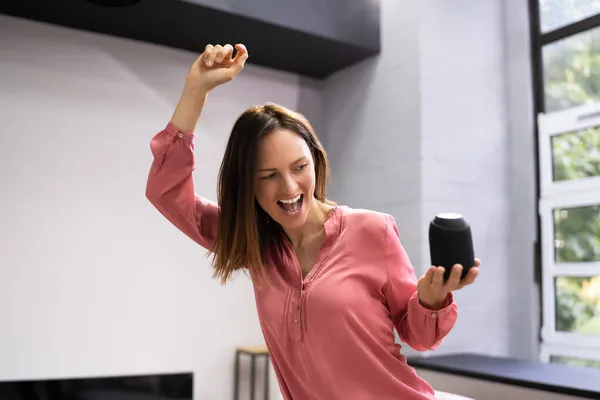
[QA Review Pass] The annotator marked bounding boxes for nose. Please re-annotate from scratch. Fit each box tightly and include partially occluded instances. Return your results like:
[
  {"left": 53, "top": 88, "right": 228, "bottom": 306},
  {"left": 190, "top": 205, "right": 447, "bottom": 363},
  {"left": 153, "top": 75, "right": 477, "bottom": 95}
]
[{"left": 281, "top": 172, "right": 298, "bottom": 195}]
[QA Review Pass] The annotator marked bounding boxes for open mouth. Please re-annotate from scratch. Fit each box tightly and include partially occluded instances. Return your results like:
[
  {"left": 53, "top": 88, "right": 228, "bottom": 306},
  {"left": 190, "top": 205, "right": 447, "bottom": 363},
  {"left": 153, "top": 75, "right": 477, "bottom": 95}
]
[{"left": 277, "top": 194, "right": 303, "bottom": 215}]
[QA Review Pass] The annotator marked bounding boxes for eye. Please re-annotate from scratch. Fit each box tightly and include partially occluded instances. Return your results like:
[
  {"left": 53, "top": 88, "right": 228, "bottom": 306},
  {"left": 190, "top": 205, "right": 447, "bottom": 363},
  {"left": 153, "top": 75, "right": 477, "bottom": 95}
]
[
  {"left": 295, "top": 163, "right": 308, "bottom": 172},
  {"left": 260, "top": 172, "right": 277, "bottom": 180}
]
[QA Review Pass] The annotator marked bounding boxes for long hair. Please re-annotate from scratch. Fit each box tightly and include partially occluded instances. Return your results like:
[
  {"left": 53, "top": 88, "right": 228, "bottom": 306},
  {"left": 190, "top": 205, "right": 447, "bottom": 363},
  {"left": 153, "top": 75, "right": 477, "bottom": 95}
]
[{"left": 210, "top": 103, "right": 333, "bottom": 284}]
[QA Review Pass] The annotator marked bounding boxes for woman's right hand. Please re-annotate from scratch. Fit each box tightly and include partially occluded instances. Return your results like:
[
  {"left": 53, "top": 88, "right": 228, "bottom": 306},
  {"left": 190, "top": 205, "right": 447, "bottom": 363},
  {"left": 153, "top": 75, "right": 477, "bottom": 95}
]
[
  {"left": 169, "top": 43, "right": 248, "bottom": 133},
  {"left": 186, "top": 43, "right": 249, "bottom": 93}
]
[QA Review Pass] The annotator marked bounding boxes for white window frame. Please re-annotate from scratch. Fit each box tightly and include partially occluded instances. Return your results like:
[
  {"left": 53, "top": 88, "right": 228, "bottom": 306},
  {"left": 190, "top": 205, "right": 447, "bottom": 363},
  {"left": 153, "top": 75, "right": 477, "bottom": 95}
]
[
  {"left": 538, "top": 102, "right": 600, "bottom": 361},
  {"left": 540, "top": 342, "right": 600, "bottom": 364},
  {"left": 538, "top": 102, "right": 600, "bottom": 197}
]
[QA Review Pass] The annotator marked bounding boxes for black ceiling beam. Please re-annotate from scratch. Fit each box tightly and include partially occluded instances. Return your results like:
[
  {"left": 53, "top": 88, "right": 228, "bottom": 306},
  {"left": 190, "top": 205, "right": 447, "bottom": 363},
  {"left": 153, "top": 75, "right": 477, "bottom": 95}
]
[{"left": 0, "top": 0, "right": 381, "bottom": 79}]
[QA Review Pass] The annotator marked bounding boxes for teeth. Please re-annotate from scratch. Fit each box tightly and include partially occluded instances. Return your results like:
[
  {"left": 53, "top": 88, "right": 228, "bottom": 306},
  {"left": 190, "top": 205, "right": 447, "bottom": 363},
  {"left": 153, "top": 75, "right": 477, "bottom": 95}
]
[{"left": 279, "top": 194, "right": 301, "bottom": 204}]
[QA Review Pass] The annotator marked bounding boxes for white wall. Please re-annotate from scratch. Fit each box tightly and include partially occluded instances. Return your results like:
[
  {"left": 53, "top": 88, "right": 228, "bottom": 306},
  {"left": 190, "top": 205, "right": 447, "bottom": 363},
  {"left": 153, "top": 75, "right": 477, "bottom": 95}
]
[
  {"left": 418, "top": 0, "right": 512, "bottom": 357},
  {"left": 502, "top": 0, "right": 540, "bottom": 359},
  {"left": 321, "top": 0, "right": 538, "bottom": 359},
  {"left": 0, "top": 14, "right": 319, "bottom": 399},
  {"left": 322, "top": 0, "right": 423, "bottom": 271}
]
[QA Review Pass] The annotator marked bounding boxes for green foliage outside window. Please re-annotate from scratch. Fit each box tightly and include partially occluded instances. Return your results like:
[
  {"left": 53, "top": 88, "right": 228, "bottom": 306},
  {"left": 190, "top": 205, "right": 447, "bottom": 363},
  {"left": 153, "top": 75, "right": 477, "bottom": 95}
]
[{"left": 540, "top": 1, "right": 600, "bottom": 357}]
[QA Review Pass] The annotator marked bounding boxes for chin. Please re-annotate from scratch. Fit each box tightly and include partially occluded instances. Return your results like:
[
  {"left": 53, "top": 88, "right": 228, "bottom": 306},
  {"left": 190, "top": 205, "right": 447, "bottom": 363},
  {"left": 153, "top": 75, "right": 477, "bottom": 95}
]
[{"left": 271, "top": 193, "right": 309, "bottom": 230}]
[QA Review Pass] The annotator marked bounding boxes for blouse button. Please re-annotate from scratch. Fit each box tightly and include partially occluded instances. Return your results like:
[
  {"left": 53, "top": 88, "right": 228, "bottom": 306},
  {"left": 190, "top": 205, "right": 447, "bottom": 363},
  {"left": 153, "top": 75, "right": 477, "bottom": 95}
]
[
  {"left": 177, "top": 133, "right": 183, "bottom": 138},
  {"left": 294, "top": 318, "right": 300, "bottom": 324},
  {"left": 431, "top": 312, "right": 437, "bottom": 318}
]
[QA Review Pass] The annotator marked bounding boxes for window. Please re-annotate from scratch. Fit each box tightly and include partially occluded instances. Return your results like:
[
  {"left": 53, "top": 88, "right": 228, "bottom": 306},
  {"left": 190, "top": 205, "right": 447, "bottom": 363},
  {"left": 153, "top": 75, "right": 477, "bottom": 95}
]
[
  {"left": 540, "top": 0, "right": 600, "bottom": 33},
  {"left": 543, "top": 26, "right": 600, "bottom": 112},
  {"left": 538, "top": 106, "right": 600, "bottom": 365},
  {"left": 551, "top": 128, "right": 600, "bottom": 183},
  {"left": 550, "top": 355, "right": 600, "bottom": 369},
  {"left": 533, "top": 0, "right": 600, "bottom": 370}
]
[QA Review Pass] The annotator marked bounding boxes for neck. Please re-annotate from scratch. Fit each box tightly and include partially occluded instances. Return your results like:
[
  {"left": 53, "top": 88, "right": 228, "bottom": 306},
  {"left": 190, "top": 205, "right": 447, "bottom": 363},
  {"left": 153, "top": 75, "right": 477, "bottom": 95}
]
[{"left": 284, "top": 198, "right": 333, "bottom": 249}]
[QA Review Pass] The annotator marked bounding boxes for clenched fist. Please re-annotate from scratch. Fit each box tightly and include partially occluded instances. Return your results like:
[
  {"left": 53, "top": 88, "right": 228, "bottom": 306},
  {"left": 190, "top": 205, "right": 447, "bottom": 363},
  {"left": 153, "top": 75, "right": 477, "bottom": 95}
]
[{"left": 186, "top": 43, "right": 249, "bottom": 93}]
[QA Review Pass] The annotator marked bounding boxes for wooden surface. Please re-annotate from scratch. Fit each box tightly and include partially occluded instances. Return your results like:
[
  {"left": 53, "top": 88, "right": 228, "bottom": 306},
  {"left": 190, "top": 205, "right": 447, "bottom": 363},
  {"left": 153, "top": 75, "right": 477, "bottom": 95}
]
[{"left": 236, "top": 345, "right": 269, "bottom": 355}]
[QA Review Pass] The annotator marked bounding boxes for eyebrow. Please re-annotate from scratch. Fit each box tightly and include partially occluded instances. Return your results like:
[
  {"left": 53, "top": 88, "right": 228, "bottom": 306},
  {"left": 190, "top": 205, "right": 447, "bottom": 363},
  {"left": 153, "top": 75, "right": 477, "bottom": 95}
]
[{"left": 256, "top": 156, "right": 307, "bottom": 173}]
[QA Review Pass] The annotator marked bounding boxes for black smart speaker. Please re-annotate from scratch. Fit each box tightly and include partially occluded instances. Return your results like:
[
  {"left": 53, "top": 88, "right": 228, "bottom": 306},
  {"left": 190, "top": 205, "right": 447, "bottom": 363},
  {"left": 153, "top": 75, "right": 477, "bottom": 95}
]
[{"left": 429, "top": 213, "right": 475, "bottom": 281}]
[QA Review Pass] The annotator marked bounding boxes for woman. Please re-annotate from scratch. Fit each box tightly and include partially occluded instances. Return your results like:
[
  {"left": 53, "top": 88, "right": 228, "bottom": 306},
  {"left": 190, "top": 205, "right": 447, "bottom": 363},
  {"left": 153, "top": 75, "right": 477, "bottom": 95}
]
[{"left": 145, "top": 43, "right": 480, "bottom": 400}]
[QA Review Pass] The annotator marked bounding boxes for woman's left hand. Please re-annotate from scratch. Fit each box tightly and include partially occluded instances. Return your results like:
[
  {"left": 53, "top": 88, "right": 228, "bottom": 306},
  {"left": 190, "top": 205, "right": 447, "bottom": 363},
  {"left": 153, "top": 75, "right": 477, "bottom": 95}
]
[{"left": 417, "top": 259, "right": 481, "bottom": 310}]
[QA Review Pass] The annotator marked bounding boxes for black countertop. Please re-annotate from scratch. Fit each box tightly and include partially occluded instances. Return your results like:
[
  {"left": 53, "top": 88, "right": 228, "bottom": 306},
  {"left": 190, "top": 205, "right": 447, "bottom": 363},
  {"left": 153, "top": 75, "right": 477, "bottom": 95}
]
[{"left": 408, "top": 353, "right": 600, "bottom": 399}]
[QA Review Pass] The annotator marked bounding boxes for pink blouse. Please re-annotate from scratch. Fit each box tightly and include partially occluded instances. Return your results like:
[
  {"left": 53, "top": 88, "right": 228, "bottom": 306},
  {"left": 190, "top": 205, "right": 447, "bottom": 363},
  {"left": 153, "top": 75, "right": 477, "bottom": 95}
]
[{"left": 145, "top": 122, "right": 458, "bottom": 400}]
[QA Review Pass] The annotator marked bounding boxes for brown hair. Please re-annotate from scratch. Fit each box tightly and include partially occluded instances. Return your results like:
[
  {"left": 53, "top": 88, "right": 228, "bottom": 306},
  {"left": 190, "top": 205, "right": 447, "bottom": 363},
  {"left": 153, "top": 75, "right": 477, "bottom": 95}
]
[{"left": 210, "top": 103, "right": 333, "bottom": 284}]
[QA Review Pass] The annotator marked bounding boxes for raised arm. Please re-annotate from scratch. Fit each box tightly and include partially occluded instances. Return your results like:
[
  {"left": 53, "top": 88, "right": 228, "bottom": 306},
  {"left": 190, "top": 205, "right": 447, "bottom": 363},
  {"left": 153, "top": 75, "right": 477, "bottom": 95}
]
[{"left": 145, "top": 43, "right": 249, "bottom": 251}]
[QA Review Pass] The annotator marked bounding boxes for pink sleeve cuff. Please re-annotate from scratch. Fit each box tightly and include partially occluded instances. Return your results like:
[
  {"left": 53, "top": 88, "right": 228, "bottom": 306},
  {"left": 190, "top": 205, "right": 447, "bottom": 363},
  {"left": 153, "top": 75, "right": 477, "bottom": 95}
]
[
  {"left": 165, "top": 121, "right": 195, "bottom": 141},
  {"left": 409, "top": 291, "right": 456, "bottom": 319}
]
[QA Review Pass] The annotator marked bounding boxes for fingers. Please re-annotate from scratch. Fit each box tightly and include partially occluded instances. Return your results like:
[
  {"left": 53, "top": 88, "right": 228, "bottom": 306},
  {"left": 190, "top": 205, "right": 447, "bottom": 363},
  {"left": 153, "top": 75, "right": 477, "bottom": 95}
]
[
  {"left": 201, "top": 44, "right": 213, "bottom": 65},
  {"left": 417, "top": 267, "right": 435, "bottom": 290},
  {"left": 424, "top": 266, "right": 435, "bottom": 284},
  {"left": 458, "top": 267, "right": 479, "bottom": 289},
  {"left": 234, "top": 43, "right": 248, "bottom": 57},
  {"left": 232, "top": 43, "right": 249, "bottom": 71},
  {"left": 446, "top": 264, "right": 463, "bottom": 290},
  {"left": 215, "top": 44, "right": 234, "bottom": 64},
  {"left": 457, "top": 258, "right": 480, "bottom": 288},
  {"left": 204, "top": 44, "right": 221, "bottom": 67},
  {"left": 426, "top": 261, "right": 480, "bottom": 293},
  {"left": 431, "top": 266, "right": 445, "bottom": 288},
  {"left": 202, "top": 44, "right": 237, "bottom": 67}
]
